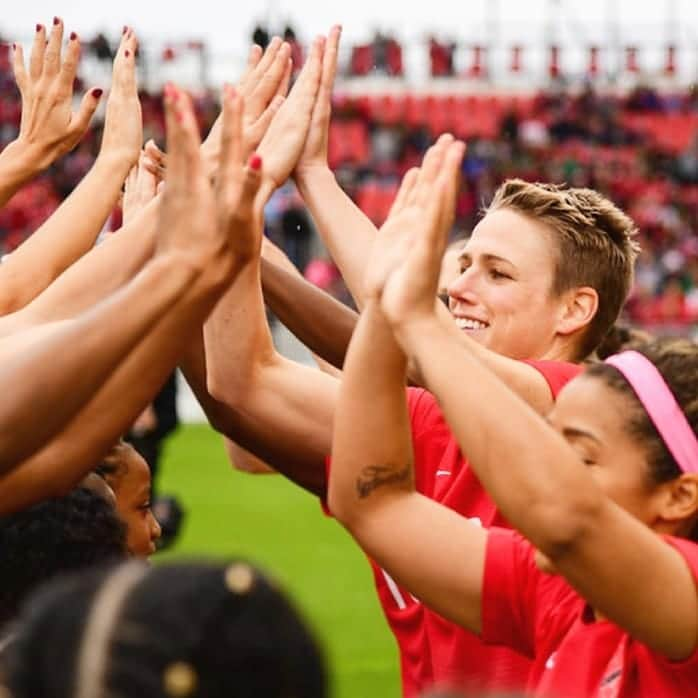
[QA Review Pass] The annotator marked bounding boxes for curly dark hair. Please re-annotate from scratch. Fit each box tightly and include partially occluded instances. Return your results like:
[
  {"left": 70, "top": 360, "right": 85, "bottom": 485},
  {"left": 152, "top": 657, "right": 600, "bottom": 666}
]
[{"left": 0, "top": 487, "right": 127, "bottom": 629}]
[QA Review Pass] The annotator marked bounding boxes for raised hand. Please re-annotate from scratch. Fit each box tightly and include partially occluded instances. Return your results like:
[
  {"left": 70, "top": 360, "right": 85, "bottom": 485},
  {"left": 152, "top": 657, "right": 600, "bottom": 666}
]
[
  {"left": 155, "top": 84, "right": 221, "bottom": 273},
  {"left": 122, "top": 148, "right": 160, "bottom": 225},
  {"left": 256, "top": 34, "right": 326, "bottom": 200},
  {"left": 201, "top": 39, "right": 290, "bottom": 177},
  {"left": 295, "top": 24, "right": 342, "bottom": 176},
  {"left": 214, "top": 87, "right": 264, "bottom": 269},
  {"left": 157, "top": 84, "right": 263, "bottom": 277},
  {"left": 373, "top": 135, "right": 466, "bottom": 327},
  {"left": 98, "top": 28, "right": 142, "bottom": 168},
  {"left": 11, "top": 18, "right": 102, "bottom": 169}
]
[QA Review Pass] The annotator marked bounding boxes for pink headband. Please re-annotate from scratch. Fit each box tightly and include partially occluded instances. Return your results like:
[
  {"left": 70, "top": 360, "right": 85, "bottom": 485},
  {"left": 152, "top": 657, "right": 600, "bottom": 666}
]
[{"left": 605, "top": 350, "right": 698, "bottom": 475}]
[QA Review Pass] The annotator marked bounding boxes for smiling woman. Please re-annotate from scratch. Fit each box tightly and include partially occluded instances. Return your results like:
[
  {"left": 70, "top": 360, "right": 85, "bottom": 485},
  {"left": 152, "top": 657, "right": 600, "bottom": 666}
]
[{"left": 448, "top": 179, "right": 638, "bottom": 362}]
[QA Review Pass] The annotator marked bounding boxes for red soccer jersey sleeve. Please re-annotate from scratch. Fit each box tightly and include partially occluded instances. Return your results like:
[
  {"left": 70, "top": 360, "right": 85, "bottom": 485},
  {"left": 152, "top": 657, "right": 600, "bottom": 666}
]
[{"left": 481, "top": 528, "right": 698, "bottom": 698}]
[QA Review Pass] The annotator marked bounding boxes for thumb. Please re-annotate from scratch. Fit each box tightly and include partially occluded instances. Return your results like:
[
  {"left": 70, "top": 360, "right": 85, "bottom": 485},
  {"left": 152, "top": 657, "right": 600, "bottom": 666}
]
[{"left": 68, "top": 87, "right": 103, "bottom": 140}]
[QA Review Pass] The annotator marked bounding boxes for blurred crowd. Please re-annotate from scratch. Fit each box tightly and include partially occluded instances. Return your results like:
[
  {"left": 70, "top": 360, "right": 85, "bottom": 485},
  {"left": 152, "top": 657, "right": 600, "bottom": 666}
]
[{"left": 1, "top": 33, "right": 697, "bottom": 332}]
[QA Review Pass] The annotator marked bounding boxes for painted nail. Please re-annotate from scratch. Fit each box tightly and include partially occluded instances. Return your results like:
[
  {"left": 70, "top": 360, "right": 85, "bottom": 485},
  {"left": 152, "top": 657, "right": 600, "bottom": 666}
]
[
  {"left": 92, "top": 88, "right": 103, "bottom": 98},
  {"left": 125, "top": 50, "right": 130, "bottom": 57},
  {"left": 70, "top": 32, "right": 77, "bottom": 41},
  {"left": 53, "top": 16, "right": 60, "bottom": 26},
  {"left": 249, "top": 153, "right": 262, "bottom": 171},
  {"left": 12, "top": 43, "right": 16, "bottom": 51},
  {"left": 123, "top": 25, "right": 128, "bottom": 35},
  {"left": 36, "top": 24, "right": 43, "bottom": 33}
]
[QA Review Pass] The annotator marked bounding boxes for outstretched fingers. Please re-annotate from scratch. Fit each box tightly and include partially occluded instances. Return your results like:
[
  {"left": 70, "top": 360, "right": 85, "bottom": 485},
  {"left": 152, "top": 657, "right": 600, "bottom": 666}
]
[
  {"left": 56, "top": 30, "right": 81, "bottom": 100},
  {"left": 410, "top": 133, "right": 454, "bottom": 208},
  {"left": 218, "top": 86, "right": 245, "bottom": 191},
  {"left": 285, "top": 35, "right": 325, "bottom": 119},
  {"left": 417, "top": 140, "right": 466, "bottom": 274},
  {"left": 28, "top": 23, "right": 46, "bottom": 81},
  {"left": 163, "top": 84, "right": 201, "bottom": 197},
  {"left": 12, "top": 43, "right": 28, "bottom": 94},
  {"left": 43, "top": 17, "right": 64, "bottom": 79},
  {"left": 388, "top": 167, "right": 420, "bottom": 218}
]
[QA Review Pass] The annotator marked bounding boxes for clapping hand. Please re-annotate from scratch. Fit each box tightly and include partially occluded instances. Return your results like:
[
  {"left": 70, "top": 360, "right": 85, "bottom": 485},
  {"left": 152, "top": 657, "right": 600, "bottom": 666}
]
[
  {"left": 12, "top": 18, "right": 103, "bottom": 169},
  {"left": 98, "top": 28, "right": 142, "bottom": 168},
  {"left": 365, "top": 134, "right": 466, "bottom": 328}
]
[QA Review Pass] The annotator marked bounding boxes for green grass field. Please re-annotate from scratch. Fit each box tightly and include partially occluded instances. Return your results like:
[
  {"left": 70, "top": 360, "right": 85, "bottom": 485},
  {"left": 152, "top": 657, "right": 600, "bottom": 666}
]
[{"left": 156, "top": 423, "right": 400, "bottom": 698}]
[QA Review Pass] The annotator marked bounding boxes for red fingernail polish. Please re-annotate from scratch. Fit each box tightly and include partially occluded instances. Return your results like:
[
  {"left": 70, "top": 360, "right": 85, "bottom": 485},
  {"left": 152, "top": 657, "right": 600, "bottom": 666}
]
[
  {"left": 36, "top": 24, "right": 42, "bottom": 33},
  {"left": 249, "top": 154, "right": 262, "bottom": 171},
  {"left": 92, "top": 88, "right": 103, "bottom": 98},
  {"left": 125, "top": 50, "right": 130, "bottom": 58},
  {"left": 12, "top": 43, "right": 16, "bottom": 51},
  {"left": 53, "top": 16, "right": 60, "bottom": 25},
  {"left": 70, "top": 32, "right": 77, "bottom": 41}
]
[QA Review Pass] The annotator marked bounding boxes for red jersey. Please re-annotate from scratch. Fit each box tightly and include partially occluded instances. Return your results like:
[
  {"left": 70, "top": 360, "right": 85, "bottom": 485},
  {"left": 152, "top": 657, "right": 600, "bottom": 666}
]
[
  {"left": 370, "top": 360, "right": 583, "bottom": 697},
  {"left": 482, "top": 528, "right": 698, "bottom": 697}
]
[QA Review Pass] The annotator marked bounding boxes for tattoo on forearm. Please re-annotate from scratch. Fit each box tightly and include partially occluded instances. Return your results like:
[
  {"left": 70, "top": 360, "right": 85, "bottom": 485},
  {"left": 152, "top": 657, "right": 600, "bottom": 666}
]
[{"left": 356, "top": 464, "right": 413, "bottom": 499}]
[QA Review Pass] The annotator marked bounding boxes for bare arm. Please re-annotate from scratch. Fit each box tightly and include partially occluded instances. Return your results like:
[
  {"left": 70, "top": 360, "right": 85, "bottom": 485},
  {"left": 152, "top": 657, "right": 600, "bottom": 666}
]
[
  {"left": 382, "top": 141, "right": 698, "bottom": 661},
  {"left": 0, "top": 20, "right": 101, "bottom": 207},
  {"left": 181, "top": 328, "right": 332, "bottom": 494},
  {"left": 328, "top": 301, "right": 487, "bottom": 633},
  {"left": 0, "top": 84, "right": 263, "bottom": 510},
  {"left": 0, "top": 31, "right": 142, "bottom": 315},
  {"left": 202, "top": 35, "right": 337, "bottom": 494},
  {"left": 0, "top": 252, "right": 195, "bottom": 476},
  {"left": 261, "top": 241, "right": 353, "bottom": 372},
  {"left": 293, "top": 26, "right": 377, "bottom": 308},
  {"left": 0, "top": 198, "right": 159, "bottom": 336}
]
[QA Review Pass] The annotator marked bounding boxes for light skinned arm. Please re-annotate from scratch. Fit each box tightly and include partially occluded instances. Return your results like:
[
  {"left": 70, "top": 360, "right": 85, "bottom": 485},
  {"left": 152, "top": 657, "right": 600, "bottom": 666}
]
[
  {"left": 0, "top": 30, "right": 143, "bottom": 315},
  {"left": 202, "top": 34, "right": 338, "bottom": 494},
  {"left": 0, "top": 84, "right": 262, "bottom": 511},
  {"left": 292, "top": 32, "right": 560, "bottom": 411},
  {"left": 380, "top": 141, "right": 698, "bottom": 661},
  {"left": 260, "top": 237, "right": 343, "bottom": 376},
  {"left": 0, "top": 197, "right": 159, "bottom": 336},
  {"left": 328, "top": 301, "right": 488, "bottom": 633},
  {"left": 328, "top": 143, "right": 487, "bottom": 632},
  {"left": 0, "top": 20, "right": 102, "bottom": 207},
  {"left": 292, "top": 25, "right": 379, "bottom": 309}
]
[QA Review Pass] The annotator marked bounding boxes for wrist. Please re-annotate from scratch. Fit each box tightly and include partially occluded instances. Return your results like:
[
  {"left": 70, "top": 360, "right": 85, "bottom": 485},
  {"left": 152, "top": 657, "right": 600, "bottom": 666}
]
[
  {"left": 0, "top": 139, "right": 48, "bottom": 181},
  {"left": 294, "top": 164, "right": 334, "bottom": 191},
  {"left": 95, "top": 148, "right": 138, "bottom": 177},
  {"left": 393, "top": 312, "right": 442, "bottom": 356}
]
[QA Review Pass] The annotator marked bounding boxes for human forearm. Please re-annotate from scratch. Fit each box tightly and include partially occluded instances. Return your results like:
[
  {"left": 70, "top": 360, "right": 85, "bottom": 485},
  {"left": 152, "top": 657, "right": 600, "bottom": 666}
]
[
  {"left": 0, "top": 152, "right": 134, "bottom": 315},
  {"left": 402, "top": 315, "right": 599, "bottom": 550},
  {"left": 1, "top": 256, "right": 229, "bottom": 499},
  {"left": 0, "top": 253, "right": 197, "bottom": 472},
  {"left": 261, "top": 257, "right": 356, "bottom": 369},
  {"left": 295, "top": 167, "right": 377, "bottom": 307},
  {"left": 328, "top": 302, "right": 488, "bottom": 631},
  {"left": 181, "top": 331, "right": 329, "bottom": 495},
  {"left": 1, "top": 198, "right": 159, "bottom": 334},
  {"left": 329, "top": 301, "right": 411, "bottom": 523},
  {"left": 0, "top": 139, "right": 46, "bottom": 207}
]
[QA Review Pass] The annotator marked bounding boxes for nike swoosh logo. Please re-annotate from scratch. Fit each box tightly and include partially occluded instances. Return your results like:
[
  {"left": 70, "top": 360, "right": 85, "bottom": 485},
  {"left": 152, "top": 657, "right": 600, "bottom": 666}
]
[{"left": 436, "top": 470, "right": 451, "bottom": 477}]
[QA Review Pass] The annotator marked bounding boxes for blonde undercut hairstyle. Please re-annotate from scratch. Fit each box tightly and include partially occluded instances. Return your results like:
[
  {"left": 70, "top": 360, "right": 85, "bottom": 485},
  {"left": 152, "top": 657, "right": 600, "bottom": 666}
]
[{"left": 487, "top": 179, "right": 640, "bottom": 360}]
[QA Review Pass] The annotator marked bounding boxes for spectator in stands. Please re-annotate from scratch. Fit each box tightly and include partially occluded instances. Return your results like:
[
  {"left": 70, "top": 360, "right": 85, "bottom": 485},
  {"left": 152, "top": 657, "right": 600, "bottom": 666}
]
[
  {"left": 252, "top": 23, "right": 270, "bottom": 50},
  {"left": 429, "top": 36, "right": 455, "bottom": 77},
  {"left": 4, "top": 561, "right": 327, "bottom": 698}
]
